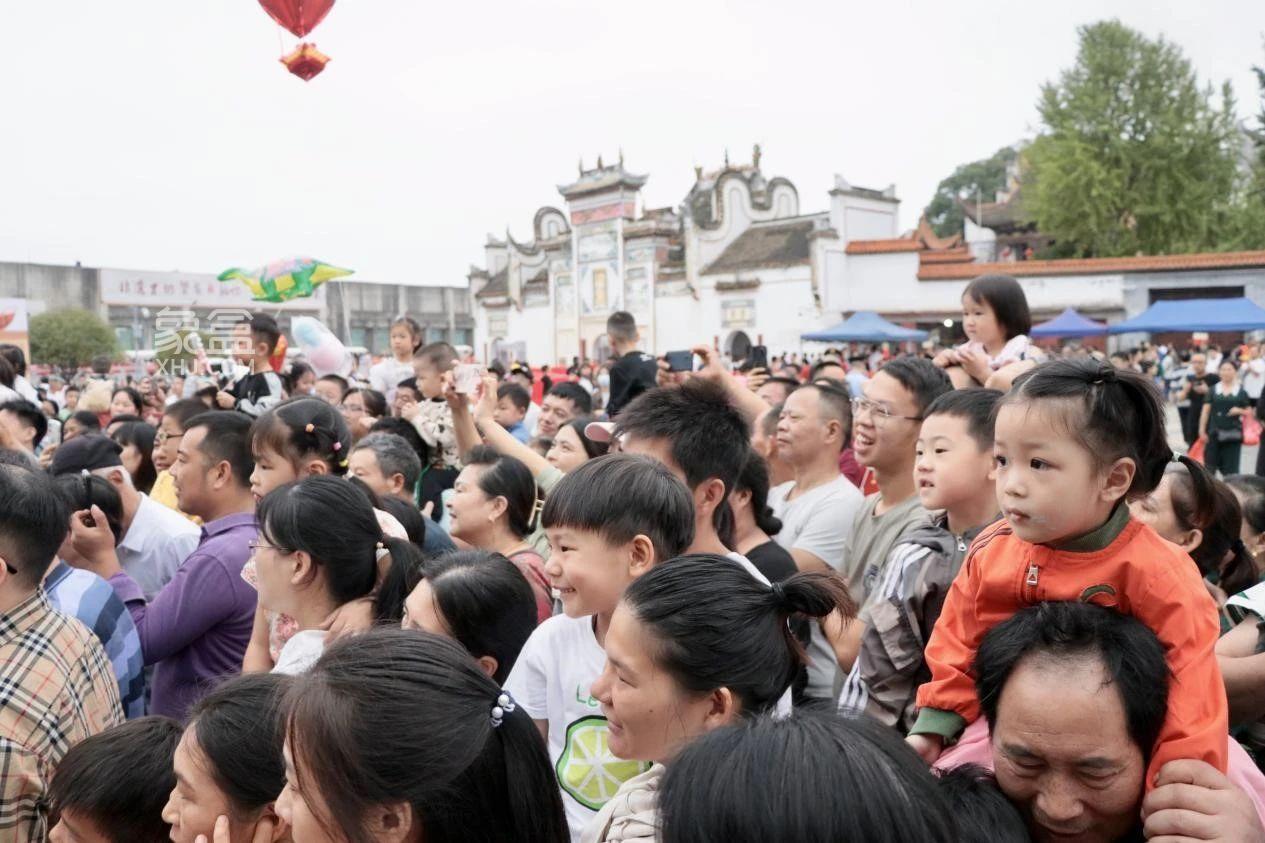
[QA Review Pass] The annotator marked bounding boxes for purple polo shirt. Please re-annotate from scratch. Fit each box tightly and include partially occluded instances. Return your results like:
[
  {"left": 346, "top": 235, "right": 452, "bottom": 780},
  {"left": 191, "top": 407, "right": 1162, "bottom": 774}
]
[{"left": 109, "top": 511, "right": 259, "bottom": 721}]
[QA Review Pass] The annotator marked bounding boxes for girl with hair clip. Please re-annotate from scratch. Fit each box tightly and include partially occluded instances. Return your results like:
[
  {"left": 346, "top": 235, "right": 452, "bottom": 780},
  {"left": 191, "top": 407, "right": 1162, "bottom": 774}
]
[
  {"left": 275, "top": 629, "right": 570, "bottom": 843},
  {"left": 1130, "top": 456, "right": 1258, "bottom": 619},
  {"left": 448, "top": 444, "right": 552, "bottom": 623},
  {"left": 253, "top": 476, "right": 425, "bottom": 674},
  {"left": 163, "top": 673, "right": 289, "bottom": 843},
  {"left": 908, "top": 359, "right": 1231, "bottom": 788},
  {"left": 241, "top": 397, "right": 409, "bottom": 672},
  {"left": 369, "top": 315, "right": 423, "bottom": 401},
  {"left": 582, "top": 555, "right": 856, "bottom": 843}
]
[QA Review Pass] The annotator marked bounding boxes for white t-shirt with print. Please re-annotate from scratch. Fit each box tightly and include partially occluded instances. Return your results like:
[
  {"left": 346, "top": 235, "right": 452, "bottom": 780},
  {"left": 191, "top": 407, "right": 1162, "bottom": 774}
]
[{"left": 504, "top": 614, "right": 652, "bottom": 842}]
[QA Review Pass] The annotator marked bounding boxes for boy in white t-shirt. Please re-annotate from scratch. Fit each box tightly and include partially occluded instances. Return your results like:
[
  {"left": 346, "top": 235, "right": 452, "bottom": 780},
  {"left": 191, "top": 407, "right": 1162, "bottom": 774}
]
[{"left": 504, "top": 454, "right": 696, "bottom": 842}]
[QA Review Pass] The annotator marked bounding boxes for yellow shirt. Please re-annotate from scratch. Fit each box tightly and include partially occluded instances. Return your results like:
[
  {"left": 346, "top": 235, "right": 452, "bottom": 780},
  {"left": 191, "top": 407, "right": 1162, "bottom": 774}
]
[{"left": 149, "top": 470, "right": 201, "bottom": 525}]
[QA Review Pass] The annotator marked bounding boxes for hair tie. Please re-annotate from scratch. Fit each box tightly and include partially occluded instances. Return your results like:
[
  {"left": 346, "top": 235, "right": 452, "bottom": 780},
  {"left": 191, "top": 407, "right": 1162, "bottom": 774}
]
[
  {"left": 770, "top": 581, "right": 786, "bottom": 604},
  {"left": 305, "top": 423, "right": 315, "bottom": 434},
  {"left": 1091, "top": 365, "right": 1118, "bottom": 386},
  {"left": 491, "top": 691, "right": 517, "bottom": 729},
  {"left": 375, "top": 541, "right": 389, "bottom": 563},
  {"left": 529, "top": 496, "right": 544, "bottom": 530},
  {"left": 332, "top": 441, "right": 342, "bottom": 452}
]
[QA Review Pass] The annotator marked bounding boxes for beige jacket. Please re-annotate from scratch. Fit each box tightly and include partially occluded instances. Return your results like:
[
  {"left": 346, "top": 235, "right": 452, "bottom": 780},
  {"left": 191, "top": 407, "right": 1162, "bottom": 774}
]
[{"left": 580, "top": 764, "right": 664, "bottom": 843}]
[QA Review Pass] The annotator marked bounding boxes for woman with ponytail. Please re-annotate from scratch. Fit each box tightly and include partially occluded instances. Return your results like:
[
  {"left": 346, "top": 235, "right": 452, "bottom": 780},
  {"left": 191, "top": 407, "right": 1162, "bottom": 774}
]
[
  {"left": 582, "top": 554, "right": 855, "bottom": 843},
  {"left": 1130, "top": 455, "right": 1257, "bottom": 608},
  {"left": 729, "top": 448, "right": 797, "bottom": 583},
  {"left": 252, "top": 475, "right": 426, "bottom": 674},
  {"left": 448, "top": 445, "right": 552, "bottom": 622},
  {"left": 277, "top": 628, "right": 569, "bottom": 843}
]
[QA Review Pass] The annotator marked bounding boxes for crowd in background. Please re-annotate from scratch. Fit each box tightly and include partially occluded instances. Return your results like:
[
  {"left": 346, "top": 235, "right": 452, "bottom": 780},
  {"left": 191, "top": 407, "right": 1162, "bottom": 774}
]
[{"left": 2, "top": 278, "right": 1265, "bottom": 842}]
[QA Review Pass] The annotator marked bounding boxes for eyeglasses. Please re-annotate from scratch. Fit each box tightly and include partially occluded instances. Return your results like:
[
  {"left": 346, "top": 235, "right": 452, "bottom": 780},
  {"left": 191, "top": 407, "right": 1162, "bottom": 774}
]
[
  {"left": 247, "top": 539, "right": 291, "bottom": 555},
  {"left": 155, "top": 431, "right": 184, "bottom": 445},
  {"left": 851, "top": 397, "right": 923, "bottom": 425}
]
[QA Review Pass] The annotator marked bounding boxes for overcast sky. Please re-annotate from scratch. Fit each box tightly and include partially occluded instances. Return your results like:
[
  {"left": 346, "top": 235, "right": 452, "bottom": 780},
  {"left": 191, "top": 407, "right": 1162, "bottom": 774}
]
[{"left": 1, "top": 1, "right": 1260, "bottom": 287}]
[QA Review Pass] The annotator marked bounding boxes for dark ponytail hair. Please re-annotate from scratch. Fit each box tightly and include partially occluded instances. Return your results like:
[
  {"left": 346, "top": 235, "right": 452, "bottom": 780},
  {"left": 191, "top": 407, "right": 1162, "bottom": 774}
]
[
  {"left": 621, "top": 554, "right": 856, "bottom": 714},
  {"left": 659, "top": 712, "right": 957, "bottom": 843},
  {"left": 463, "top": 445, "right": 541, "bottom": 539},
  {"left": 257, "top": 476, "right": 425, "bottom": 622},
  {"left": 285, "top": 629, "right": 569, "bottom": 843},
  {"left": 411, "top": 550, "right": 538, "bottom": 684},
  {"left": 186, "top": 673, "right": 288, "bottom": 822},
  {"left": 1003, "top": 359, "right": 1170, "bottom": 498},
  {"left": 1165, "top": 458, "right": 1254, "bottom": 593},
  {"left": 734, "top": 448, "right": 782, "bottom": 536},
  {"left": 111, "top": 420, "right": 158, "bottom": 494},
  {"left": 251, "top": 397, "right": 352, "bottom": 476}
]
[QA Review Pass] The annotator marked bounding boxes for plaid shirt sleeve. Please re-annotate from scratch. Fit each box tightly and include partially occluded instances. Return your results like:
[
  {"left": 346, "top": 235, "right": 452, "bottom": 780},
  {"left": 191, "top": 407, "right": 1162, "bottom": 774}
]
[{"left": 0, "top": 593, "right": 123, "bottom": 839}]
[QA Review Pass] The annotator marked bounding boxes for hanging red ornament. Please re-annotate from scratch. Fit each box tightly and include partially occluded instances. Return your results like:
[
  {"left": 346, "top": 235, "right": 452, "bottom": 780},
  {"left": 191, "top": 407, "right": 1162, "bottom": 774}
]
[
  {"left": 258, "top": 0, "right": 335, "bottom": 38},
  {"left": 280, "top": 42, "right": 331, "bottom": 81}
]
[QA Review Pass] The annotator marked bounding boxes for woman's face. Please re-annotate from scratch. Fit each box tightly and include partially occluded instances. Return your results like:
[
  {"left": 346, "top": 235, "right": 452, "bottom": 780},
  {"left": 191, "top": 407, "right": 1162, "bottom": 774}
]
[
  {"left": 62, "top": 418, "right": 84, "bottom": 442},
  {"left": 1128, "top": 475, "right": 1198, "bottom": 552},
  {"left": 119, "top": 441, "right": 144, "bottom": 480},
  {"left": 1220, "top": 361, "right": 1238, "bottom": 384},
  {"left": 276, "top": 741, "right": 340, "bottom": 843},
  {"left": 962, "top": 295, "right": 1005, "bottom": 348},
  {"left": 401, "top": 579, "right": 449, "bottom": 638},
  {"left": 340, "top": 393, "right": 369, "bottom": 426},
  {"left": 110, "top": 391, "right": 139, "bottom": 418},
  {"left": 446, "top": 464, "right": 500, "bottom": 543},
  {"left": 590, "top": 603, "right": 721, "bottom": 765},
  {"left": 250, "top": 445, "right": 301, "bottom": 503},
  {"left": 251, "top": 530, "right": 297, "bottom": 616},
  {"left": 991, "top": 655, "right": 1145, "bottom": 843},
  {"left": 163, "top": 728, "right": 264, "bottom": 843},
  {"left": 546, "top": 425, "right": 589, "bottom": 474}
]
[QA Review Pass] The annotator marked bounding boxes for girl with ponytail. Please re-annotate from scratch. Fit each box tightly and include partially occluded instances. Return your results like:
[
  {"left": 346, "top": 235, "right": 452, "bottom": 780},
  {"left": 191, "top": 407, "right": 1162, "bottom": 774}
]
[
  {"left": 582, "top": 554, "right": 855, "bottom": 843},
  {"left": 908, "top": 358, "right": 1231, "bottom": 785},
  {"left": 252, "top": 475, "right": 426, "bottom": 674}
]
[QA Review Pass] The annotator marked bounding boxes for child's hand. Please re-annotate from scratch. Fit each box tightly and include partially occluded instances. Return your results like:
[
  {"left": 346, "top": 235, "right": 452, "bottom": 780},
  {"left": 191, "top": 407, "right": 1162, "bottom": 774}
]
[
  {"left": 956, "top": 348, "right": 992, "bottom": 384},
  {"left": 399, "top": 400, "right": 422, "bottom": 422},
  {"left": 905, "top": 733, "right": 944, "bottom": 765},
  {"left": 215, "top": 391, "right": 236, "bottom": 409},
  {"left": 933, "top": 348, "right": 960, "bottom": 368}
]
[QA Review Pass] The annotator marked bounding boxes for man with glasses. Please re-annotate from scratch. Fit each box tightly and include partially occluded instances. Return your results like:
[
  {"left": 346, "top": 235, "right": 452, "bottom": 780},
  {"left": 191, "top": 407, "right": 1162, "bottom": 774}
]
[
  {"left": 831, "top": 359, "right": 951, "bottom": 681},
  {"left": 766, "top": 381, "right": 865, "bottom": 702},
  {"left": 69, "top": 412, "right": 258, "bottom": 721}
]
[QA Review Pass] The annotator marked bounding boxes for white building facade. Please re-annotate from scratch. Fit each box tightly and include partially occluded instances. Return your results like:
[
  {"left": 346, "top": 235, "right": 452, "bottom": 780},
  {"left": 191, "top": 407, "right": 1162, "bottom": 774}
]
[{"left": 469, "top": 150, "right": 1265, "bottom": 361}]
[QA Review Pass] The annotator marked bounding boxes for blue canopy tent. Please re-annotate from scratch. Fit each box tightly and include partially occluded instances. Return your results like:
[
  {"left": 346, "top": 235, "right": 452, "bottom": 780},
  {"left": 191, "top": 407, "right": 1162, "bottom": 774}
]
[
  {"left": 802, "top": 311, "right": 928, "bottom": 343},
  {"left": 1107, "top": 297, "right": 1265, "bottom": 334},
  {"left": 1031, "top": 308, "right": 1108, "bottom": 339}
]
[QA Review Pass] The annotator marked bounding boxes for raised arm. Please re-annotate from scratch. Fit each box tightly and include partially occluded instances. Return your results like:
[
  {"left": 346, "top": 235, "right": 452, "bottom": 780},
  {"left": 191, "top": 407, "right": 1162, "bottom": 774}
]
[{"left": 690, "top": 344, "right": 771, "bottom": 428}]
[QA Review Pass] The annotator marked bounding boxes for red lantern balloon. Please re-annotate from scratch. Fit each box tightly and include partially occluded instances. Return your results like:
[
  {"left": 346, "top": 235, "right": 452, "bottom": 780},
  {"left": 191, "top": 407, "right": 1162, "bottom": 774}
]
[
  {"left": 257, "top": 0, "right": 335, "bottom": 39},
  {"left": 280, "top": 42, "right": 331, "bottom": 81}
]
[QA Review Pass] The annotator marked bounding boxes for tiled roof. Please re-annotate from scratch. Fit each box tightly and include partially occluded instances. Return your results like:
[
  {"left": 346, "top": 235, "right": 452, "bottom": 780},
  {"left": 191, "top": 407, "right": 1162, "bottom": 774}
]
[
  {"left": 474, "top": 268, "right": 509, "bottom": 298},
  {"left": 702, "top": 219, "right": 814, "bottom": 274},
  {"left": 845, "top": 238, "right": 920, "bottom": 255},
  {"left": 917, "top": 251, "right": 1265, "bottom": 281},
  {"left": 524, "top": 268, "right": 548, "bottom": 287}
]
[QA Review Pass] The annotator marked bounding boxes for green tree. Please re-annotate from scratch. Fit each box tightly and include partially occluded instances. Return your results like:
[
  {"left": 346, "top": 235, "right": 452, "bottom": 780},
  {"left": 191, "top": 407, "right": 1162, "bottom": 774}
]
[
  {"left": 1026, "top": 20, "right": 1239, "bottom": 257},
  {"left": 30, "top": 309, "right": 119, "bottom": 370},
  {"left": 1223, "top": 52, "right": 1265, "bottom": 250},
  {"left": 924, "top": 145, "right": 1020, "bottom": 238}
]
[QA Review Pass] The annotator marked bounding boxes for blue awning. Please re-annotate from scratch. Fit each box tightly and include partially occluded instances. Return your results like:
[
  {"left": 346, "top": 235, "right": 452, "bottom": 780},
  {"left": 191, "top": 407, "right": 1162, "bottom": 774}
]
[
  {"left": 1031, "top": 308, "right": 1108, "bottom": 338},
  {"left": 802, "top": 311, "right": 928, "bottom": 343},
  {"left": 1107, "top": 298, "right": 1265, "bottom": 334}
]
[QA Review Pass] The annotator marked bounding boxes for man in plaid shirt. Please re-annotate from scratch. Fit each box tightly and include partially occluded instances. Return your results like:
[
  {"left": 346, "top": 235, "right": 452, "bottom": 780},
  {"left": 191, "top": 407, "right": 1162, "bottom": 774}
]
[{"left": 0, "top": 464, "right": 122, "bottom": 841}]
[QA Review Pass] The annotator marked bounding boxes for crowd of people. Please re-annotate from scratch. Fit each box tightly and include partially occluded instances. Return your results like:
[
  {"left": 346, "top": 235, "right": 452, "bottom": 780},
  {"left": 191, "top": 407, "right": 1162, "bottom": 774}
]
[{"left": 3, "top": 277, "right": 1265, "bottom": 842}]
